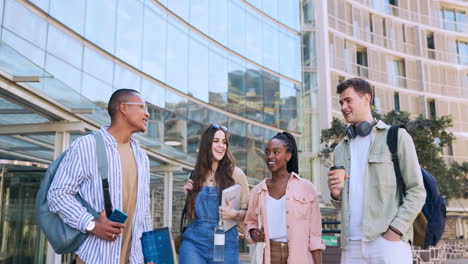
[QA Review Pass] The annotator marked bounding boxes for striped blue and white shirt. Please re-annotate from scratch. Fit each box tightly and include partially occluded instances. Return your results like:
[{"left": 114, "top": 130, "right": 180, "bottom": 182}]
[{"left": 48, "top": 126, "right": 152, "bottom": 264}]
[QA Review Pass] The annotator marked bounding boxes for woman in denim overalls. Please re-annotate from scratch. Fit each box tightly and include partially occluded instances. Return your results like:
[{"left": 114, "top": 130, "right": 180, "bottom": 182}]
[{"left": 179, "top": 124, "right": 249, "bottom": 264}]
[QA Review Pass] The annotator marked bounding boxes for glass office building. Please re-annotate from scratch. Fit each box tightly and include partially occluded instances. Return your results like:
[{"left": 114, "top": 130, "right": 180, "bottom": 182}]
[{"left": 0, "top": 0, "right": 302, "bottom": 263}]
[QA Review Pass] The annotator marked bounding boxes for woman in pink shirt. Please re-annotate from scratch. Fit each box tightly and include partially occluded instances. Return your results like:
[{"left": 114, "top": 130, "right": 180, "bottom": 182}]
[{"left": 245, "top": 132, "right": 325, "bottom": 264}]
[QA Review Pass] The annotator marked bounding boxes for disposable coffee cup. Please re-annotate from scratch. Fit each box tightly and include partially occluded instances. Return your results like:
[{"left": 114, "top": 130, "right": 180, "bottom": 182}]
[{"left": 330, "top": 165, "right": 345, "bottom": 188}]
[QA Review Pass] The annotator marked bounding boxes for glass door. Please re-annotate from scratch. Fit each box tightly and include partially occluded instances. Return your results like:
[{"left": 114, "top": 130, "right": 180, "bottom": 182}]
[{"left": 0, "top": 164, "right": 47, "bottom": 264}]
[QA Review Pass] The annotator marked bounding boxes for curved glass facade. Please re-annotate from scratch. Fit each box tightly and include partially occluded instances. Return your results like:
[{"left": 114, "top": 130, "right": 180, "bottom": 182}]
[
  {"left": 0, "top": 0, "right": 303, "bottom": 262},
  {"left": 1, "top": 0, "right": 302, "bottom": 182}
]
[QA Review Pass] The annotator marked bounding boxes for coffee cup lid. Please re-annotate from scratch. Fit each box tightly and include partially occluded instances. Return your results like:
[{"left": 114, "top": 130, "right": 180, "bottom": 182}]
[{"left": 330, "top": 165, "right": 345, "bottom": 170}]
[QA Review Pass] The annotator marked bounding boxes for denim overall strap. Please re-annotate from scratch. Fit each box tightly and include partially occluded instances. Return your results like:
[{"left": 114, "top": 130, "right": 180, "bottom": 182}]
[{"left": 194, "top": 186, "right": 219, "bottom": 226}]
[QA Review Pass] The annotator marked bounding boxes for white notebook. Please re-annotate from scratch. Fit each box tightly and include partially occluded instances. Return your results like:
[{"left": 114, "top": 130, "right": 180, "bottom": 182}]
[{"left": 221, "top": 184, "right": 241, "bottom": 231}]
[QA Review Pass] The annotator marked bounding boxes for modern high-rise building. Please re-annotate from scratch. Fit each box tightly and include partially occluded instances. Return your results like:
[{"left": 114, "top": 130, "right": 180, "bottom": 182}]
[
  {"left": 0, "top": 0, "right": 303, "bottom": 263},
  {"left": 302, "top": 0, "right": 468, "bottom": 239}
]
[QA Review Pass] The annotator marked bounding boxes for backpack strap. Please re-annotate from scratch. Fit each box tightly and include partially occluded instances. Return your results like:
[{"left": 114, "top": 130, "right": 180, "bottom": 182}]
[
  {"left": 387, "top": 125, "right": 407, "bottom": 206},
  {"left": 180, "top": 171, "right": 194, "bottom": 233},
  {"left": 94, "top": 132, "right": 113, "bottom": 218}
]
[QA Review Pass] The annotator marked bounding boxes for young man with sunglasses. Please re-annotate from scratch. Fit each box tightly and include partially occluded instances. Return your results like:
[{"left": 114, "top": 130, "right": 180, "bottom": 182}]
[
  {"left": 48, "top": 89, "right": 152, "bottom": 264},
  {"left": 327, "top": 78, "right": 426, "bottom": 264}
]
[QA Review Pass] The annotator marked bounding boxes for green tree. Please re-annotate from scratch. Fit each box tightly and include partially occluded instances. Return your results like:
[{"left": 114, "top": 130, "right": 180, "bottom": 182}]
[{"left": 319, "top": 110, "right": 466, "bottom": 199}]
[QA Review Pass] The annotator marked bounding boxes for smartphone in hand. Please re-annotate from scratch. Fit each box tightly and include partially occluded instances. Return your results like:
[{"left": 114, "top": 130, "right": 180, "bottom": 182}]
[{"left": 109, "top": 209, "right": 128, "bottom": 224}]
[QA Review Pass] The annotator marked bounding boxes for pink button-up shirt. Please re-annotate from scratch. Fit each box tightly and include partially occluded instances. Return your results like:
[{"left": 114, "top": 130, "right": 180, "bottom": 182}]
[{"left": 244, "top": 173, "right": 325, "bottom": 264}]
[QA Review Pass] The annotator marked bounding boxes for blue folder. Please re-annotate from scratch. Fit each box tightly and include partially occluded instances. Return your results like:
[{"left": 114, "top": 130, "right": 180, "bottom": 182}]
[{"left": 141, "top": 227, "right": 175, "bottom": 264}]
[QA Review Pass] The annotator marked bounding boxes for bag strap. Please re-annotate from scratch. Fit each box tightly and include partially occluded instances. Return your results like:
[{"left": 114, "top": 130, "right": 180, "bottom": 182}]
[
  {"left": 386, "top": 125, "right": 406, "bottom": 205},
  {"left": 180, "top": 171, "right": 194, "bottom": 233},
  {"left": 94, "top": 132, "right": 113, "bottom": 218}
]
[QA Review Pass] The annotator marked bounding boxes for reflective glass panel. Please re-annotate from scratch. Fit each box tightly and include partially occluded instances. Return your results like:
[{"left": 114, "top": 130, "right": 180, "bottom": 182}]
[
  {"left": 167, "top": 0, "right": 189, "bottom": 21},
  {"left": 46, "top": 25, "right": 83, "bottom": 69},
  {"left": 81, "top": 73, "right": 113, "bottom": 105},
  {"left": 263, "top": 20, "right": 279, "bottom": 73},
  {"left": 113, "top": 64, "right": 141, "bottom": 91},
  {"left": 166, "top": 22, "right": 188, "bottom": 93},
  {"left": 142, "top": 6, "right": 167, "bottom": 82},
  {"left": 187, "top": 118, "right": 204, "bottom": 155},
  {"left": 444, "top": 9, "right": 456, "bottom": 31},
  {"left": 209, "top": 0, "right": 228, "bottom": 44},
  {"left": 4, "top": 0, "right": 48, "bottom": 49},
  {"left": 228, "top": 1, "right": 246, "bottom": 56},
  {"left": 245, "top": 69, "right": 264, "bottom": 122},
  {"left": 149, "top": 176, "right": 165, "bottom": 228},
  {"left": 228, "top": 118, "right": 247, "bottom": 171},
  {"left": 245, "top": 11, "right": 263, "bottom": 64},
  {"left": 209, "top": 50, "right": 228, "bottom": 107},
  {"left": 190, "top": 0, "right": 209, "bottom": 33},
  {"left": 45, "top": 54, "right": 82, "bottom": 92},
  {"left": 83, "top": 46, "right": 113, "bottom": 85},
  {"left": 85, "top": 0, "right": 117, "bottom": 53},
  {"left": 165, "top": 91, "right": 187, "bottom": 152},
  {"left": 189, "top": 36, "right": 209, "bottom": 102},
  {"left": 1, "top": 29, "right": 45, "bottom": 68},
  {"left": 263, "top": 73, "right": 280, "bottom": 126},
  {"left": 247, "top": 124, "right": 266, "bottom": 180},
  {"left": 227, "top": 59, "right": 246, "bottom": 116},
  {"left": 116, "top": 0, "right": 143, "bottom": 68},
  {"left": 50, "top": 0, "right": 85, "bottom": 34},
  {"left": 279, "top": 80, "right": 298, "bottom": 131},
  {"left": 0, "top": 40, "right": 48, "bottom": 78}
]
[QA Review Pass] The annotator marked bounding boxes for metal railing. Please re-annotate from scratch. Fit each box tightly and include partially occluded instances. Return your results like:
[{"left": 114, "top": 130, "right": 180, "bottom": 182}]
[{"left": 328, "top": 14, "right": 417, "bottom": 55}]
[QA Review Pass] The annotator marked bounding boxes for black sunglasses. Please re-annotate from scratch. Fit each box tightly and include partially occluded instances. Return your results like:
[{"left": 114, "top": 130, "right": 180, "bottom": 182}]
[{"left": 211, "top": 123, "right": 227, "bottom": 132}]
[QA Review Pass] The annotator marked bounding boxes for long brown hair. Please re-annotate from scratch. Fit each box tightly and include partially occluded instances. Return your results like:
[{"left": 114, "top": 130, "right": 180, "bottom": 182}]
[{"left": 186, "top": 125, "right": 236, "bottom": 221}]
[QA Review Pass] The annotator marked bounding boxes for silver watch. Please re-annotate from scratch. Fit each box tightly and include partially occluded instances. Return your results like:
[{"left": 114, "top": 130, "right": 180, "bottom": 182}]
[{"left": 85, "top": 220, "right": 95, "bottom": 232}]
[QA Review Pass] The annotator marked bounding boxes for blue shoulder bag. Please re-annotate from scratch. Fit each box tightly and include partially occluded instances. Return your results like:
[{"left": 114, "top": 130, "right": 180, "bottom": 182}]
[{"left": 35, "top": 133, "right": 112, "bottom": 254}]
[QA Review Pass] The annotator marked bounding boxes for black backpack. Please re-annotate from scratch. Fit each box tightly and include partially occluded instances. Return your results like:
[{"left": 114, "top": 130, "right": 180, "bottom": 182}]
[{"left": 387, "top": 125, "right": 447, "bottom": 249}]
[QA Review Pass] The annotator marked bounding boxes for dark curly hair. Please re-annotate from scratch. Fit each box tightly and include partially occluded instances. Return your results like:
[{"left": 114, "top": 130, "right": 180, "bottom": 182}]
[{"left": 271, "top": 132, "right": 298, "bottom": 174}]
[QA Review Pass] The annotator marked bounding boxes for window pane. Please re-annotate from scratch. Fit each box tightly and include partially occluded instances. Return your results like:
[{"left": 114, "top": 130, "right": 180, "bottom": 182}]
[
  {"left": 83, "top": 46, "right": 113, "bottom": 85},
  {"left": 280, "top": 32, "right": 301, "bottom": 81},
  {"left": 278, "top": 0, "right": 300, "bottom": 30},
  {"left": 247, "top": 124, "right": 266, "bottom": 180},
  {"left": 165, "top": 91, "right": 187, "bottom": 152},
  {"left": 166, "top": 22, "right": 188, "bottom": 92},
  {"left": 4, "top": 0, "right": 48, "bottom": 49},
  {"left": 50, "top": 0, "right": 85, "bottom": 34},
  {"left": 228, "top": 118, "right": 247, "bottom": 172},
  {"left": 85, "top": 0, "right": 117, "bottom": 53},
  {"left": 261, "top": 0, "right": 278, "bottom": 19},
  {"left": 2, "top": 29, "right": 46, "bottom": 67},
  {"left": 209, "top": 0, "right": 228, "bottom": 44},
  {"left": 167, "top": 0, "right": 189, "bottom": 21},
  {"left": 228, "top": 60, "right": 246, "bottom": 116},
  {"left": 113, "top": 64, "right": 141, "bottom": 91},
  {"left": 456, "top": 11, "right": 467, "bottom": 32},
  {"left": 189, "top": 37, "right": 209, "bottom": 102},
  {"left": 245, "top": 11, "right": 263, "bottom": 64},
  {"left": 142, "top": 6, "right": 167, "bottom": 82},
  {"left": 444, "top": 9, "right": 456, "bottom": 31},
  {"left": 245, "top": 69, "right": 264, "bottom": 122},
  {"left": 190, "top": 0, "right": 209, "bottom": 33},
  {"left": 228, "top": 1, "right": 245, "bottom": 56},
  {"left": 47, "top": 25, "right": 83, "bottom": 69},
  {"left": 115, "top": 0, "right": 143, "bottom": 68},
  {"left": 280, "top": 80, "right": 298, "bottom": 131},
  {"left": 263, "top": 73, "right": 280, "bottom": 125},
  {"left": 82, "top": 73, "right": 113, "bottom": 105},
  {"left": 263, "top": 21, "right": 279, "bottom": 72},
  {"left": 209, "top": 50, "right": 228, "bottom": 107},
  {"left": 45, "top": 55, "right": 82, "bottom": 92}
]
